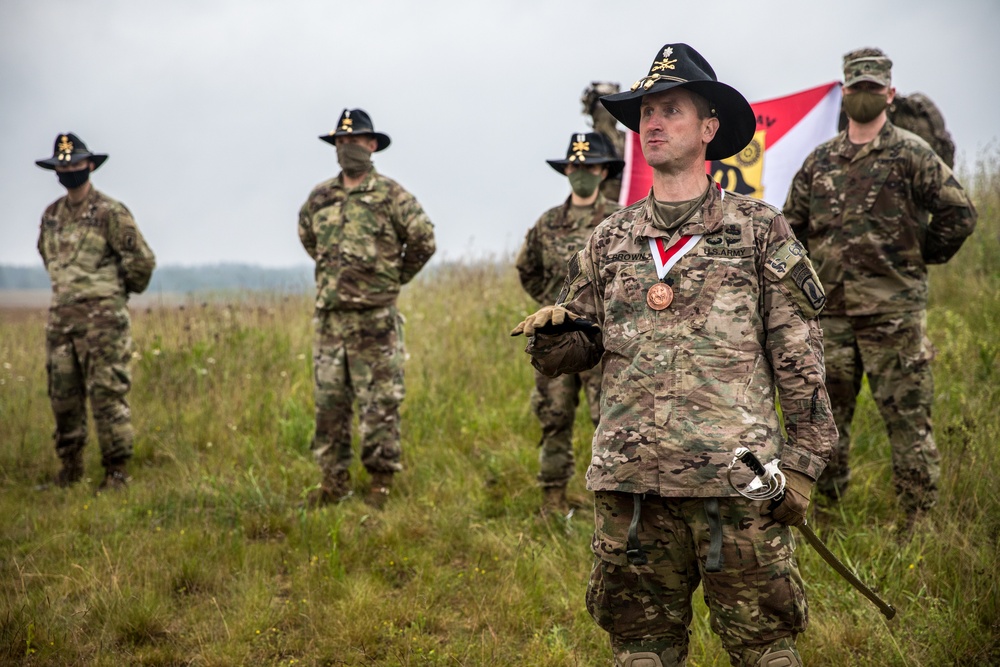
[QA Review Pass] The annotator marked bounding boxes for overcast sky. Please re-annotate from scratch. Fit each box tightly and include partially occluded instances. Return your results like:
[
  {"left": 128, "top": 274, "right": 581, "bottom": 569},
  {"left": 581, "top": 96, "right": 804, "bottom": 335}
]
[{"left": 2, "top": 0, "right": 997, "bottom": 268}]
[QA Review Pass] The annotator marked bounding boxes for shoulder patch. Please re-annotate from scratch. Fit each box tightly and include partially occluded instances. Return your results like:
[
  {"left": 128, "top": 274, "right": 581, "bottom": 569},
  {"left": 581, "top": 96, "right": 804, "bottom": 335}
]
[{"left": 764, "top": 238, "right": 807, "bottom": 279}]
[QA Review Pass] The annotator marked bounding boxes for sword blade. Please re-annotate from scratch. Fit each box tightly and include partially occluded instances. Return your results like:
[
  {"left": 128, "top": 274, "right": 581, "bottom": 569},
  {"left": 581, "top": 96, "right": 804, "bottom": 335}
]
[{"left": 798, "top": 522, "right": 897, "bottom": 620}]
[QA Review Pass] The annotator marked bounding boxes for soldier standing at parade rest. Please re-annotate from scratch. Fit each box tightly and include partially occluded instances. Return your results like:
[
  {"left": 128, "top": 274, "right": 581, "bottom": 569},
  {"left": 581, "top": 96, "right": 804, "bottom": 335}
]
[
  {"left": 582, "top": 82, "right": 628, "bottom": 203},
  {"left": 512, "top": 44, "right": 836, "bottom": 667},
  {"left": 35, "top": 133, "right": 156, "bottom": 491},
  {"left": 298, "top": 109, "right": 436, "bottom": 509},
  {"left": 783, "top": 48, "right": 977, "bottom": 523},
  {"left": 515, "top": 132, "right": 623, "bottom": 517}
]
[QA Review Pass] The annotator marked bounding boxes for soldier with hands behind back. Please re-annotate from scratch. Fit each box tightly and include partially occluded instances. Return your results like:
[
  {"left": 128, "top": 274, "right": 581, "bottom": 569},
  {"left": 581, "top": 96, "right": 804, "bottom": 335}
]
[
  {"left": 298, "top": 109, "right": 436, "bottom": 509},
  {"left": 35, "top": 133, "right": 156, "bottom": 492},
  {"left": 513, "top": 44, "right": 836, "bottom": 666},
  {"left": 515, "top": 132, "right": 623, "bottom": 517},
  {"left": 783, "top": 48, "right": 977, "bottom": 523}
]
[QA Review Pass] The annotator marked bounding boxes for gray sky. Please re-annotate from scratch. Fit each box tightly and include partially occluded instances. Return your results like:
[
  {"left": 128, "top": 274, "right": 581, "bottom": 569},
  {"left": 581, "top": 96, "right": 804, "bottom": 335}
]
[{"left": 2, "top": 0, "right": 997, "bottom": 268}]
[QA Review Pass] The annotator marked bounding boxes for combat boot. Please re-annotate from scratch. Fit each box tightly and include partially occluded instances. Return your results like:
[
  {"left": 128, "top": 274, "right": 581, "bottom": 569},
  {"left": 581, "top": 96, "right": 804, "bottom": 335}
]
[
  {"left": 98, "top": 462, "right": 131, "bottom": 492},
  {"left": 364, "top": 471, "right": 394, "bottom": 509},
  {"left": 305, "top": 469, "right": 351, "bottom": 508},
  {"left": 540, "top": 485, "right": 570, "bottom": 518},
  {"left": 55, "top": 452, "right": 84, "bottom": 488}
]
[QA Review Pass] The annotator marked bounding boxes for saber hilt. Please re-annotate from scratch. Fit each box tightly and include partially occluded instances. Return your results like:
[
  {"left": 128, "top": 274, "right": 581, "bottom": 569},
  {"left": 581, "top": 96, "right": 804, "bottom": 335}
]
[
  {"left": 727, "top": 446, "right": 786, "bottom": 502},
  {"left": 727, "top": 447, "right": 897, "bottom": 620}
]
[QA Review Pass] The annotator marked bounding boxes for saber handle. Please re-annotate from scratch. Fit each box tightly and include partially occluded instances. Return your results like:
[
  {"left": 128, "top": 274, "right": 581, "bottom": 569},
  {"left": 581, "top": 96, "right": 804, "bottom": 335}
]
[{"left": 735, "top": 446, "right": 768, "bottom": 478}]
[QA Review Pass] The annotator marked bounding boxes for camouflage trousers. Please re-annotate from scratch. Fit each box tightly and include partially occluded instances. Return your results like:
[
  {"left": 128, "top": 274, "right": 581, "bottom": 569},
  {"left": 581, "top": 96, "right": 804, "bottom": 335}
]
[
  {"left": 312, "top": 306, "right": 405, "bottom": 477},
  {"left": 820, "top": 312, "right": 939, "bottom": 511},
  {"left": 531, "top": 367, "right": 601, "bottom": 487},
  {"left": 45, "top": 299, "right": 135, "bottom": 466},
  {"left": 586, "top": 491, "right": 806, "bottom": 667}
]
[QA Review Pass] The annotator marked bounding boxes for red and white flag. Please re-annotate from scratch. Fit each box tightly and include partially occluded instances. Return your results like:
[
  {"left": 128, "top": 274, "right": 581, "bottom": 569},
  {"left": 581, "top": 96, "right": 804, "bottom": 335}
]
[{"left": 619, "top": 82, "right": 842, "bottom": 208}]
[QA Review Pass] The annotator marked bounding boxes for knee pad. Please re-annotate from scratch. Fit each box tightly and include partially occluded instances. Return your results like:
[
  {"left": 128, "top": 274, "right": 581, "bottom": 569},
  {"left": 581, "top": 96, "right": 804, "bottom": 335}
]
[
  {"left": 614, "top": 644, "right": 685, "bottom": 667},
  {"left": 621, "top": 653, "right": 663, "bottom": 667},
  {"left": 757, "top": 648, "right": 801, "bottom": 667}
]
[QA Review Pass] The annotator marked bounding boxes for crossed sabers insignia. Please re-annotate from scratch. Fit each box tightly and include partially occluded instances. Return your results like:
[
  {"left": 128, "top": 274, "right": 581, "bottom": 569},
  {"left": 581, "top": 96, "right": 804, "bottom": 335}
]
[
  {"left": 572, "top": 140, "right": 590, "bottom": 153},
  {"left": 57, "top": 136, "right": 74, "bottom": 160},
  {"left": 652, "top": 57, "right": 677, "bottom": 72},
  {"left": 340, "top": 117, "right": 354, "bottom": 132}
]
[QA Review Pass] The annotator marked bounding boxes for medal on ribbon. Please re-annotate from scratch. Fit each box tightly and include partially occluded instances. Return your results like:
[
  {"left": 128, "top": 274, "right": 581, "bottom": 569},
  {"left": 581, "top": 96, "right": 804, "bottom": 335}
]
[{"left": 647, "top": 233, "right": 702, "bottom": 309}]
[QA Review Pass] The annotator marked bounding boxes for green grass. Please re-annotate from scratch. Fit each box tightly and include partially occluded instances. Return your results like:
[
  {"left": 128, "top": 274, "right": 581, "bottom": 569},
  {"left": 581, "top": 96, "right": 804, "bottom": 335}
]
[{"left": 1, "top": 153, "right": 999, "bottom": 665}]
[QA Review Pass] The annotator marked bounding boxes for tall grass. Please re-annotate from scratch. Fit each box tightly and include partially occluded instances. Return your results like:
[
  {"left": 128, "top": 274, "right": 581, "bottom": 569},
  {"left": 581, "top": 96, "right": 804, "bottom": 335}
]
[{"left": 1, "top": 152, "right": 998, "bottom": 665}]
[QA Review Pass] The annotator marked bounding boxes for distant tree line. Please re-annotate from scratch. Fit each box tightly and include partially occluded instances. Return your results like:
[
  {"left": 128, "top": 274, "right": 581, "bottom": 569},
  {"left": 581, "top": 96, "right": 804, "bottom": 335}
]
[{"left": 0, "top": 263, "right": 313, "bottom": 293}]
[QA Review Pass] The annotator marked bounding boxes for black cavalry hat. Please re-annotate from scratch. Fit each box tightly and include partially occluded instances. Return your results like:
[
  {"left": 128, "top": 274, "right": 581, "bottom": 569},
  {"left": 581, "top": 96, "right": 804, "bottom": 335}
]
[
  {"left": 599, "top": 43, "right": 755, "bottom": 161},
  {"left": 546, "top": 132, "right": 625, "bottom": 179},
  {"left": 35, "top": 133, "right": 108, "bottom": 170},
  {"left": 319, "top": 108, "right": 391, "bottom": 152}
]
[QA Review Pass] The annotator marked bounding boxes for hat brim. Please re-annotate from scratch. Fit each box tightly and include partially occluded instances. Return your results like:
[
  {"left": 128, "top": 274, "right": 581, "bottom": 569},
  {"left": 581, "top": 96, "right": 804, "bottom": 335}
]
[
  {"left": 844, "top": 75, "right": 890, "bottom": 88},
  {"left": 319, "top": 132, "right": 391, "bottom": 152},
  {"left": 546, "top": 158, "right": 625, "bottom": 180},
  {"left": 35, "top": 154, "right": 108, "bottom": 171},
  {"left": 600, "top": 80, "right": 755, "bottom": 161}
]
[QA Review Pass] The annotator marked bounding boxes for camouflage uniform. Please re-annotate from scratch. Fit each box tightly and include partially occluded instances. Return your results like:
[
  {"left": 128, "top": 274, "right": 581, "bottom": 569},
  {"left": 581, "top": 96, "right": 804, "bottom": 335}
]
[
  {"left": 37, "top": 187, "right": 156, "bottom": 470},
  {"left": 783, "top": 121, "right": 977, "bottom": 510},
  {"left": 516, "top": 194, "right": 618, "bottom": 487},
  {"left": 583, "top": 82, "right": 628, "bottom": 203},
  {"left": 527, "top": 182, "right": 835, "bottom": 664},
  {"left": 298, "top": 168, "right": 435, "bottom": 478}
]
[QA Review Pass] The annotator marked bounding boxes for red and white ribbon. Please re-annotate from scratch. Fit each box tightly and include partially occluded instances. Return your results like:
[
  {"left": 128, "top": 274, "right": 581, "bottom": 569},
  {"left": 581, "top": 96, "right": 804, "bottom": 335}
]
[{"left": 649, "top": 234, "right": 702, "bottom": 280}]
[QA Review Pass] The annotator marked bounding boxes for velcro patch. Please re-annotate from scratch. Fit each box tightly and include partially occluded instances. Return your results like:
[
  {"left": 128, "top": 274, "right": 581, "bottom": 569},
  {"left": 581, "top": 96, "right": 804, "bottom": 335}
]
[
  {"left": 790, "top": 261, "right": 826, "bottom": 311},
  {"left": 764, "top": 238, "right": 806, "bottom": 279},
  {"left": 705, "top": 246, "right": 752, "bottom": 258}
]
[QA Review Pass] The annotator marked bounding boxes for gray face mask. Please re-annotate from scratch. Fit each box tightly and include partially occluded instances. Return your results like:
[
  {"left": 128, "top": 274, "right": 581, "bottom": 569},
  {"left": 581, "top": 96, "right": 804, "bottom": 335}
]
[
  {"left": 843, "top": 91, "right": 889, "bottom": 123},
  {"left": 337, "top": 142, "right": 373, "bottom": 177}
]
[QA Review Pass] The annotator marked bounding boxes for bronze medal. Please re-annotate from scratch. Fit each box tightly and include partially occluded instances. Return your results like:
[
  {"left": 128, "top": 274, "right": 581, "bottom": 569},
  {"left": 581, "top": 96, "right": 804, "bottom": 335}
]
[{"left": 646, "top": 282, "right": 674, "bottom": 310}]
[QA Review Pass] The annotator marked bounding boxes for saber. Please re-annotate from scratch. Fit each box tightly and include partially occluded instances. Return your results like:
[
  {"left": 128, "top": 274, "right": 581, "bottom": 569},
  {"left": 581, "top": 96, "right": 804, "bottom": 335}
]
[{"left": 728, "top": 447, "right": 897, "bottom": 620}]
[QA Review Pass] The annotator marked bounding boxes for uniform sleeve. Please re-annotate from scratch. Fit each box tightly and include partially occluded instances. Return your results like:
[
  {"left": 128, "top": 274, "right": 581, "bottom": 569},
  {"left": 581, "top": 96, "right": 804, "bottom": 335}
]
[
  {"left": 913, "top": 152, "right": 978, "bottom": 265},
  {"left": 391, "top": 190, "right": 436, "bottom": 285},
  {"left": 525, "top": 242, "right": 604, "bottom": 377},
  {"left": 107, "top": 203, "right": 156, "bottom": 294},
  {"left": 515, "top": 221, "right": 548, "bottom": 304},
  {"left": 298, "top": 200, "right": 318, "bottom": 261},
  {"left": 760, "top": 213, "right": 837, "bottom": 480},
  {"left": 37, "top": 221, "right": 47, "bottom": 268},
  {"left": 782, "top": 156, "right": 814, "bottom": 250}
]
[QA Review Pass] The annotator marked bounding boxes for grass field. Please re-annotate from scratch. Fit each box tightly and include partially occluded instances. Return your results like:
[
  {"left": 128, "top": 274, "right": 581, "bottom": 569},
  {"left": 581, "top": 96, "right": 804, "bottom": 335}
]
[{"left": 1, "top": 154, "right": 998, "bottom": 666}]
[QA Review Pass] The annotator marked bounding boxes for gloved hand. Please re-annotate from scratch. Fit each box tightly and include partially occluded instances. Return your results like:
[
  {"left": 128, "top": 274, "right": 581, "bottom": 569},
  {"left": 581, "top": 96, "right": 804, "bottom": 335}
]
[
  {"left": 510, "top": 305, "right": 595, "bottom": 337},
  {"left": 770, "top": 470, "right": 813, "bottom": 526}
]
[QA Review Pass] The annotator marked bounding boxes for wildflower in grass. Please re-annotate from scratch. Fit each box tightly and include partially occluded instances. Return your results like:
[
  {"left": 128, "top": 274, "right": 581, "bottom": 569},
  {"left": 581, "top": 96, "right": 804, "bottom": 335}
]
[{"left": 152, "top": 349, "right": 161, "bottom": 356}]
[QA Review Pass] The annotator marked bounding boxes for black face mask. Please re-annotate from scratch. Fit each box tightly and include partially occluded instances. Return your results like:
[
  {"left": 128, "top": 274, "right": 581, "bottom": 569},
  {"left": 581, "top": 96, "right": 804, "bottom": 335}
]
[{"left": 57, "top": 168, "right": 90, "bottom": 190}]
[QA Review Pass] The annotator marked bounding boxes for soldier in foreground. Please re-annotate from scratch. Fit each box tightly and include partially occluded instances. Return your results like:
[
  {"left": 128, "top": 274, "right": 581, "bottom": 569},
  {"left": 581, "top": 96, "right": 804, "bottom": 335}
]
[
  {"left": 513, "top": 44, "right": 836, "bottom": 666},
  {"left": 582, "top": 81, "right": 627, "bottom": 202},
  {"left": 35, "top": 133, "right": 156, "bottom": 491},
  {"left": 298, "top": 109, "right": 436, "bottom": 509},
  {"left": 515, "top": 132, "right": 623, "bottom": 516},
  {"left": 784, "top": 48, "right": 977, "bottom": 521}
]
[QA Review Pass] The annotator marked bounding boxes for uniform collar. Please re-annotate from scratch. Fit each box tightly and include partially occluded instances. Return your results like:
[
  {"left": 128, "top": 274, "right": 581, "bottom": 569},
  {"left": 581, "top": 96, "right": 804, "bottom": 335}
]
[
  {"left": 632, "top": 176, "right": 724, "bottom": 242},
  {"left": 836, "top": 120, "right": 896, "bottom": 162},
  {"left": 337, "top": 167, "right": 379, "bottom": 192}
]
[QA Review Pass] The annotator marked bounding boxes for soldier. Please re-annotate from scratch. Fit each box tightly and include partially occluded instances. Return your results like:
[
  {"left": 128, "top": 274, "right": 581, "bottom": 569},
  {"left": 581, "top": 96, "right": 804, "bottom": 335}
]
[
  {"left": 35, "top": 133, "right": 156, "bottom": 491},
  {"left": 298, "top": 109, "right": 436, "bottom": 509},
  {"left": 582, "top": 81, "right": 627, "bottom": 202},
  {"left": 513, "top": 44, "right": 836, "bottom": 667},
  {"left": 515, "top": 132, "right": 623, "bottom": 516},
  {"left": 783, "top": 48, "right": 977, "bottom": 521}
]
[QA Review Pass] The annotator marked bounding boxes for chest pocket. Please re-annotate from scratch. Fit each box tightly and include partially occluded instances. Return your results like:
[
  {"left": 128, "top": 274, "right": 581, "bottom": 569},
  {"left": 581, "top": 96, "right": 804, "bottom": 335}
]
[
  {"left": 75, "top": 220, "right": 111, "bottom": 271},
  {"left": 668, "top": 258, "right": 731, "bottom": 332},
  {"left": 856, "top": 157, "right": 896, "bottom": 216},
  {"left": 601, "top": 264, "right": 653, "bottom": 353},
  {"left": 340, "top": 194, "right": 393, "bottom": 269}
]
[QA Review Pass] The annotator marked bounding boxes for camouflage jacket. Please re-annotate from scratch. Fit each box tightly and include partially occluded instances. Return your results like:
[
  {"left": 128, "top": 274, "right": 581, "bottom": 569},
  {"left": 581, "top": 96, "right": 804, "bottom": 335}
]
[
  {"left": 37, "top": 187, "right": 156, "bottom": 308},
  {"left": 515, "top": 193, "right": 619, "bottom": 305},
  {"left": 783, "top": 121, "right": 977, "bottom": 316},
  {"left": 526, "top": 182, "right": 836, "bottom": 498},
  {"left": 298, "top": 169, "right": 436, "bottom": 311}
]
